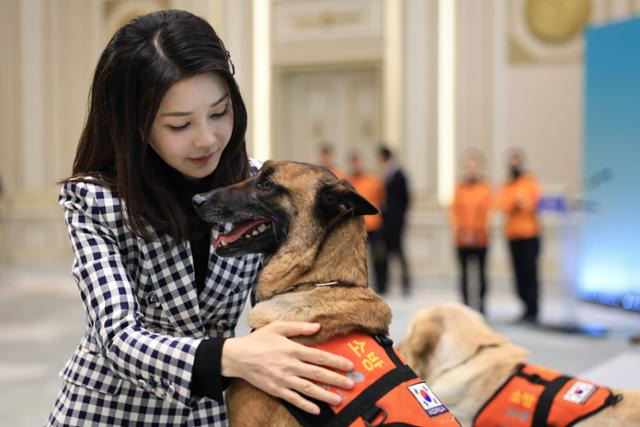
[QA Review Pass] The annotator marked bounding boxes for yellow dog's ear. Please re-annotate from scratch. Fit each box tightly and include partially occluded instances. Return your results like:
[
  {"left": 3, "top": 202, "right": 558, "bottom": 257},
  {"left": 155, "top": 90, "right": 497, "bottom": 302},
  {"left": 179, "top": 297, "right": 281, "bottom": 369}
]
[
  {"left": 407, "top": 312, "right": 443, "bottom": 359},
  {"left": 316, "top": 181, "right": 379, "bottom": 221}
]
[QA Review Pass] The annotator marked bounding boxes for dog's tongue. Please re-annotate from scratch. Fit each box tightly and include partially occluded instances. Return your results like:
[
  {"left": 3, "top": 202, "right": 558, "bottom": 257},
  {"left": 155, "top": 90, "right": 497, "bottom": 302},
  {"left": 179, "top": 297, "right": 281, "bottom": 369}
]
[{"left": 215, "top": 219, "right": 268, "bottom": 248}]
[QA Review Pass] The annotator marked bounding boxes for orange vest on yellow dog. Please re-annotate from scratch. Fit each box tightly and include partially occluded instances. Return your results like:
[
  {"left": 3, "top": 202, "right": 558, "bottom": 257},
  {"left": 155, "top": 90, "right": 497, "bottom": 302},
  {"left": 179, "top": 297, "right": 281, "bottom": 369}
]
[
  {"left": 474, "top": 363, "right": 620, "bottom": 427},
  {"left": 283, "top": 333, "right": 460, "bottom": 426}
]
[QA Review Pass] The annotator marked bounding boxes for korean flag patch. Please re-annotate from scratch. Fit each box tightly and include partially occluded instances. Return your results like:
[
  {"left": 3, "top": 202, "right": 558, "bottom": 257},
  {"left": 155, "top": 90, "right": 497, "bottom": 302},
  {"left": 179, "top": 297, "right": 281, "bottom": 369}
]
[
  {"left": 563, "top": 381, "right": 597, "bottom": 404},
  {"left": 408, "top": 382, "right": 449, "bottom": 417}
]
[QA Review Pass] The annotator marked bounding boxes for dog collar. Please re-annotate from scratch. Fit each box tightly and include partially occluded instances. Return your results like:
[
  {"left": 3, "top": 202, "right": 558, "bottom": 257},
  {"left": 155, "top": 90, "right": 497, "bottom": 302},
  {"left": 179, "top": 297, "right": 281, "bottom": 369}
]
[{"left": 262, "top": 280, "right": 355, "bottom": 301}]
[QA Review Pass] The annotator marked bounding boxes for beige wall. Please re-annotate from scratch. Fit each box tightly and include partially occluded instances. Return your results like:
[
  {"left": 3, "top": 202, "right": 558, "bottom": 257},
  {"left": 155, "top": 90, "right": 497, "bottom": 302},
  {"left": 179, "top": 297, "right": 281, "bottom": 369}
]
[
  {"left": 1, "top": 0, "right": 639, "bottom": 283},
  {"left": 506, "top": 65, "right": 583, "bottom": 193},
  {"left": 0, "top": 0, "right": 238, "bottom": 265},
  {"left": 0, "top": 0, "right": 101, "bottom": 265}
]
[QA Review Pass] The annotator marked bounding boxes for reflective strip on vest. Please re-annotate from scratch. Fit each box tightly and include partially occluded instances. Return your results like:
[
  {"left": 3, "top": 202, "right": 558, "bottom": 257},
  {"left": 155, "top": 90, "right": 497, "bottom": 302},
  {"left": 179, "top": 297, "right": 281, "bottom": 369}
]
[
  {"left": 283, "top": 332, "right": 461, "bottom": 427},
  {"left": 474, "top": 363, "right": 617, "bottom": 427}
]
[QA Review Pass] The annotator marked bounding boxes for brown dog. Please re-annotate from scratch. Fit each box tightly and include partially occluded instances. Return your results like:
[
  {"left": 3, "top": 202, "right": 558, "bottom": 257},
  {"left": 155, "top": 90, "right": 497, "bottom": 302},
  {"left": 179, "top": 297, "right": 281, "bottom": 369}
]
[
  {"left": 400, "top": 303, "right": 640, "bottom": 426},
  {"left": 193, "top": 161, "right": 460, "bottom": 427}
]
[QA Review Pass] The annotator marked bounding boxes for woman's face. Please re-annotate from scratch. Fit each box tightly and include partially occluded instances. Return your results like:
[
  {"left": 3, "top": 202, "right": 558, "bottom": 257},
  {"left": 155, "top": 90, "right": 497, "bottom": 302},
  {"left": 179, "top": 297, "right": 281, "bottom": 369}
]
[
  {"left": 149, "top": 72, "right": 234, "bottom": 179},
  {"left": 464, "top": 156, "right": 479, "bottom": 177}
]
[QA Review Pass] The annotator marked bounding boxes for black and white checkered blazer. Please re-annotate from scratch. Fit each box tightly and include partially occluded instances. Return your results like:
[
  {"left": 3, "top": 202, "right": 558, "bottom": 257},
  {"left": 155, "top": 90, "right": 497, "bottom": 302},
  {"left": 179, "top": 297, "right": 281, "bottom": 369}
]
[{"left": 47, "top": 167, "right": 263, "bottom": 426}]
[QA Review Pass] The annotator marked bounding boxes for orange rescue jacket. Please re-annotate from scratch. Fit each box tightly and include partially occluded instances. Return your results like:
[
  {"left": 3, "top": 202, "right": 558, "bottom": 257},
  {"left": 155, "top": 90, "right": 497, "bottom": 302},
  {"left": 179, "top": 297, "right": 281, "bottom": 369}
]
[
  {"left": 474, "top": 363, "right": 620, "bottom": 427},
  {"left": 283, "top": 333, "right": 461, "bottom": 426},
  {"left": 350, "top": 174, "right": 385, "bottom": 232},
  {"left": 450, "top": 180, "right": 492, "bottom": 247},
  {"left": 496, "top": 174, "right": 541, "bottom": 240},
  {"left": 330, "top": 167, "right": 347, "bottom": 180}
]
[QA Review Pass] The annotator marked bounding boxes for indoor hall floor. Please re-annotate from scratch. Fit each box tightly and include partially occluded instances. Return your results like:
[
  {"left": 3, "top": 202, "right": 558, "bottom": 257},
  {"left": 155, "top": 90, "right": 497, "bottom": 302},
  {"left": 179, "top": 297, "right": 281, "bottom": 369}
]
[{"left": 0, "top": 264, "right": 638, "bottom": 426}]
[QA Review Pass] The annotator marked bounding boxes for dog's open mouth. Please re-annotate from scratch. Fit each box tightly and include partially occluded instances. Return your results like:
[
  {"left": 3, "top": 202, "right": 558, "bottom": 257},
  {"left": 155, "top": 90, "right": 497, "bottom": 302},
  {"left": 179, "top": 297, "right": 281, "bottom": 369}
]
[{"left": 215, "top": 219, "right": 272, "bottom": 249}]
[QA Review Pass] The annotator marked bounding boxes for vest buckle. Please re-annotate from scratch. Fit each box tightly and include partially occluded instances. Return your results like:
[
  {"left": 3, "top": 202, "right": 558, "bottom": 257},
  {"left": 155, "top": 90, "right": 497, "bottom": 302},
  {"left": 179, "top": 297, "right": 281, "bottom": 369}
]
[{"left": 362, "top": 404, "right": 388, "bottom": 427}]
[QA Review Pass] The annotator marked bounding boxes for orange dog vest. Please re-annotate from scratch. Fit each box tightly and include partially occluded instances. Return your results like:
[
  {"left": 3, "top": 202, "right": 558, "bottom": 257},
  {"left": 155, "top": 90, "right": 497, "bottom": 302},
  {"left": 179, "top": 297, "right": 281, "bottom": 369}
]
[
  {"left": 283, "top": 333, "right": 460, "bottom": 426},
  {"left": 474, "top": 363, "right": 621, "bottom": 427}
]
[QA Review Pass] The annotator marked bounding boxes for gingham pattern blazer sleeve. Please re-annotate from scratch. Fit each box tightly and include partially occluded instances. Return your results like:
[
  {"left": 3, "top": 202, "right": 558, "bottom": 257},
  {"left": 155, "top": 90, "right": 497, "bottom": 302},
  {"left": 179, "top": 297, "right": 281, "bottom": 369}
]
[{"left": 60, "top": 180, "right": 203, "bottom": 408}]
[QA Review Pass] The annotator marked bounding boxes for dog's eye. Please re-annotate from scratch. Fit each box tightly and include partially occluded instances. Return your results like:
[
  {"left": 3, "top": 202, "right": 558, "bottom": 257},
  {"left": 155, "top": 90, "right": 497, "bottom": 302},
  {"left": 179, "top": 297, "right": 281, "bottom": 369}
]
[{"left": 256, "top": 178, "right": 273, "bottom": 191}]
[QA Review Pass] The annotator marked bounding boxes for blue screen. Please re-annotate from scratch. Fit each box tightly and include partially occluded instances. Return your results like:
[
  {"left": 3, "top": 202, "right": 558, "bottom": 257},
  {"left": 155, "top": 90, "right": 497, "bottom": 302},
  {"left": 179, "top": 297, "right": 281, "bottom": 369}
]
[{"left": 580, "top": 18, "right": 640, "bottom": 311}]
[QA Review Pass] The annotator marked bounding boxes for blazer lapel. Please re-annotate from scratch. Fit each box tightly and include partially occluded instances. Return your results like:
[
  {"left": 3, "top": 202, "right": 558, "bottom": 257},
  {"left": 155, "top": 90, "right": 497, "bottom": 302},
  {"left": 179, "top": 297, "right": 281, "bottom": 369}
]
[{"left": 198, "top": 223, "right": 249, "bottom": 318}]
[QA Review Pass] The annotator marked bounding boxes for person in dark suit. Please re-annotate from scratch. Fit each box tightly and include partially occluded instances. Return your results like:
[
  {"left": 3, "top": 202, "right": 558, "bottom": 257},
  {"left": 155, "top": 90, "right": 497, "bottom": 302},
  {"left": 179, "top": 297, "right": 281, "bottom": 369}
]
[{"left": 378, "top": 146, "right": 411, "bottom": 295}]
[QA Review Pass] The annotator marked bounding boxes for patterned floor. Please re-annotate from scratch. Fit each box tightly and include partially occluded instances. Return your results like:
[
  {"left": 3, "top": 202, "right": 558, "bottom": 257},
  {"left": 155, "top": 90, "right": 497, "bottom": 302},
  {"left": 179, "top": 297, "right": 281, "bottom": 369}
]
[{"left": 1, "top": 264, "right": 638, "bottom": 426}]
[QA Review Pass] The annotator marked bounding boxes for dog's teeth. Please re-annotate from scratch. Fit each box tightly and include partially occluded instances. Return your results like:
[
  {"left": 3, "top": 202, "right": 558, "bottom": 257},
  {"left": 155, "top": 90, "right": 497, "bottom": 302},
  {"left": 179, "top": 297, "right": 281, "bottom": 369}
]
[
  {"left": 220, "top": 240, "right": 228, "bottom": 247},
  {"left": 258, "top": 224, "right": 268, "bottom": 232},
  {"left": 252, "top": 229, "right": 260, "bottom": 236}
]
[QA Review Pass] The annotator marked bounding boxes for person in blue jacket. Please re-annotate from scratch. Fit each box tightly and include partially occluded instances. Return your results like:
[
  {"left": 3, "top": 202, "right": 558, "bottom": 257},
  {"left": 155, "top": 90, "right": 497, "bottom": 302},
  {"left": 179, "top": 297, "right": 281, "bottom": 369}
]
[{"left": 47, "top": 9, "right": 353, "bottom": 426}]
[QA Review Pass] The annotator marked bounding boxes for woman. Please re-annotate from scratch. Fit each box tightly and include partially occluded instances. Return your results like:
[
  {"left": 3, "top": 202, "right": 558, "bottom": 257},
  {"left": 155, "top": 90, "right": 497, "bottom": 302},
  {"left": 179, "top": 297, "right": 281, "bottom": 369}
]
[{"left": 47, "top": 10, "right": 353, "bottom": 425}]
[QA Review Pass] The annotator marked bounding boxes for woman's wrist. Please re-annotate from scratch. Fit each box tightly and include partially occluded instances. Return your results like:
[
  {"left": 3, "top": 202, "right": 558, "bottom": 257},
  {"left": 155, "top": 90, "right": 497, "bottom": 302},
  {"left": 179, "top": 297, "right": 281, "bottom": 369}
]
[{"left": 220, "top": 337, "right": 240, "bottom": 378}]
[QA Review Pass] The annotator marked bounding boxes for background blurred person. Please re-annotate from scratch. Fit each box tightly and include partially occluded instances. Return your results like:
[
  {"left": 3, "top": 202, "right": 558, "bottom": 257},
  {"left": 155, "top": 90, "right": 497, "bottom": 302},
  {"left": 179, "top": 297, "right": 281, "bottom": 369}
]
[
  {"left": 497, "top": 149, "right": 542, "bottom": 323},
  {"left": 377, "top": 146, "right": 411, "bottom": 295},
  {"left": 450, "top": 151, "right": 492, "bottom": 314},
  {"left": 348, "top": 152, "right": 387, "bottom": 294},
  {"left": 316, "top": 143, "right": 345, "bottom": 179}
]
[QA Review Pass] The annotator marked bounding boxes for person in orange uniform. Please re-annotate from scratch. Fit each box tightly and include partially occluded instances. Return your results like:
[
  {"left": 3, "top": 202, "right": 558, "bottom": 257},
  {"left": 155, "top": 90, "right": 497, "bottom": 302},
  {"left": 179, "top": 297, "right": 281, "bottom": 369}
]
[
  {"left": 348, "top": 152, "right": 387, "bottom": 294},
  {"left": 497, "top": 150, "right": 542, "bottom": 323},
  {"left": 317, "top": 143, "right": 346, "bottom": 180},
  {"left": 450, "top": 152, "right": 492, "bottom": 314}
]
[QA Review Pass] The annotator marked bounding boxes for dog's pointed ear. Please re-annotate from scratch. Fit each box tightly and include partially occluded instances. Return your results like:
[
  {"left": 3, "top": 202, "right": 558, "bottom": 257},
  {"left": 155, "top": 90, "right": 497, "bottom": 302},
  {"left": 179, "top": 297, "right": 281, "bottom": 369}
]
[{"left": 316, "top": 180, "right": 379, "bottom": 221}]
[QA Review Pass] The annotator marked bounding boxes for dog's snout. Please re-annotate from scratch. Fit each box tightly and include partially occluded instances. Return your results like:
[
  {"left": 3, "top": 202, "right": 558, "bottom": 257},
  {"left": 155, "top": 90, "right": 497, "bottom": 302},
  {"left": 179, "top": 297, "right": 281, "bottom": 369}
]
[{"left": 192, "top": 194, "right": 207, "bottom": 208}]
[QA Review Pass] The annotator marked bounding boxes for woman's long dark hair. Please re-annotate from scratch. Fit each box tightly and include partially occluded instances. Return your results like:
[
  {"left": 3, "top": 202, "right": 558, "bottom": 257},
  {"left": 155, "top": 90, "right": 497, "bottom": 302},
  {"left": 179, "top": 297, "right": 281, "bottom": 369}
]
[{"left": 65, "top": 9, "right": 250, "bottom": 241}]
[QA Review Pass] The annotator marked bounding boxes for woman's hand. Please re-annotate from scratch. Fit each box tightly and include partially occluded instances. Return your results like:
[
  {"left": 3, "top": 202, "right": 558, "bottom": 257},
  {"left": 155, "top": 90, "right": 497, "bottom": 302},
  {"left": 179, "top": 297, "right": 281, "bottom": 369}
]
[{"left": 221, "top": 321, "right": 354, "bottom": 415}]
